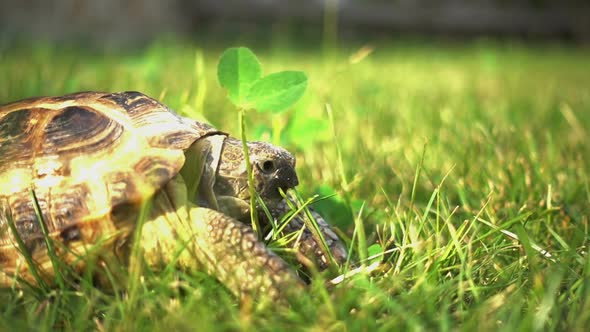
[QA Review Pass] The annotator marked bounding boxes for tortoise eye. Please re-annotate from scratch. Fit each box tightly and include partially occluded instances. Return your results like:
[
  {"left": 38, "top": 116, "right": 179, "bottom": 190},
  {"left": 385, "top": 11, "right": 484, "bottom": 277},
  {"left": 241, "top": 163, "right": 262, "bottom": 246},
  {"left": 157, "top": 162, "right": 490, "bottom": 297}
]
[{"left": 258, "top": 160, "right": 276, "bottom": 174}]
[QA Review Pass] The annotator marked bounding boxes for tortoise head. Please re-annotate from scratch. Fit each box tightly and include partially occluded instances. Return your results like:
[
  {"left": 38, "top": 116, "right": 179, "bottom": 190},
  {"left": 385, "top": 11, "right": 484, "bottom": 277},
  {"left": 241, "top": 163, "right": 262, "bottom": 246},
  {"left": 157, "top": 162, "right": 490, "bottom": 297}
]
[{"left": 213, "top": 137, "right": 299, "bottom": 202}]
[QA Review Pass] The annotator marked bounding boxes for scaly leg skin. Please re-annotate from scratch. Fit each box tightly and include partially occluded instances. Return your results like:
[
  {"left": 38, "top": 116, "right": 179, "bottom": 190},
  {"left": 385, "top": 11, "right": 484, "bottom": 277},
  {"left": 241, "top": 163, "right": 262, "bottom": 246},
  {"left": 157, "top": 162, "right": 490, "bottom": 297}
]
[
  {"left": 141, "top": 177, "right": 304, "bottom": 303},
  {"left": 209, "top": 193, "right": 348, "bottom": 271},
  {"left": 261, "top": 199, "right": 348, "bottom": 271}
]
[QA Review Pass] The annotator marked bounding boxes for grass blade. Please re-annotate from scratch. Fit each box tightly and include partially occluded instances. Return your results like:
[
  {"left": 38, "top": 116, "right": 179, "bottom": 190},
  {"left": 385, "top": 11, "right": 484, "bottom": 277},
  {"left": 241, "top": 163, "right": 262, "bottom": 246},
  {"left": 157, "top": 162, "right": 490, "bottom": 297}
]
[
  {"left": 239, "top": 109, "right": 262, "bottom": 238},
  {"left": 30, "top": 190, "right": 65, "bottom": 289},
  {"left": 3, "top": 202, "right": 49, "bottom": 293}
]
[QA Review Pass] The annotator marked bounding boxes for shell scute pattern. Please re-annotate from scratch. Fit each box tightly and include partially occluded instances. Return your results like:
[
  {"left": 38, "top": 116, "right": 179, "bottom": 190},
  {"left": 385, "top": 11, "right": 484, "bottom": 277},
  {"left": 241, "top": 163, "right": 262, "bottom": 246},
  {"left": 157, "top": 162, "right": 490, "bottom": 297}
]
[
  {"left": 59, "top": 224, "right": 83, "bottom": 243},
  {"left": 0, "top": 91, "right": 214, "bottom": 267},
  {"left": 0, "top": 109, "right": 36, "bottom": 172},
  {"left": 49, "top": 183, "right": 94, "bottom": 229},
  {"left": 41, "top": 106, "right": 123, "bottom": 157},
  {"left": 100, "top": 91, "right": 220, "bottom": 150},
  {"left": 99, "top": 90, "right": 147, "bottom": 110}
]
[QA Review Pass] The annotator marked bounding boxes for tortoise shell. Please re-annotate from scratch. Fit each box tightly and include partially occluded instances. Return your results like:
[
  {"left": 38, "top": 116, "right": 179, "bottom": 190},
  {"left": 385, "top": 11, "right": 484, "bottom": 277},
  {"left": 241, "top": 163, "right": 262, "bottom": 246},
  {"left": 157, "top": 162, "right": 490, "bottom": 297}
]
[{"left": 0, "top": 91, "right": 223, "bottom": 271}]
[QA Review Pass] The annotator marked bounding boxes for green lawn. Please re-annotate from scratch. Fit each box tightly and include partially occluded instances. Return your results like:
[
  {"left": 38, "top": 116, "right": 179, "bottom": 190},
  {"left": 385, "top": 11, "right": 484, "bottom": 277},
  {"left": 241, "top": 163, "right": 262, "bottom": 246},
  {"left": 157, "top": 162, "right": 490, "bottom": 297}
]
[{"left": 1, "top": 39, "right": 590, "bottom": 331}]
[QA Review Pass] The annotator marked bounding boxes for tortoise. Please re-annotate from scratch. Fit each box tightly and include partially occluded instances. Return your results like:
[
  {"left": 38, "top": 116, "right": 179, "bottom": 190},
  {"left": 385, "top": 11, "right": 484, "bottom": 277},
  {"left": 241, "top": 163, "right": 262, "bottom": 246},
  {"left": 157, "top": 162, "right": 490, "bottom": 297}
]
[{"left": 0, "top": 91, "right": 346, "bottom": 300}]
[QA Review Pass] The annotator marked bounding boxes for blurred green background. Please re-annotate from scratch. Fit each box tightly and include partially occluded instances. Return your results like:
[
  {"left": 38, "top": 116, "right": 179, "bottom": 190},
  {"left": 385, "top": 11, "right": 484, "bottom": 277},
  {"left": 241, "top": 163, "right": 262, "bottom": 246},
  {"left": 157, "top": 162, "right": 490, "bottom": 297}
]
[{"left": 2, "top": 1, "right": 590, "bottom": 331}]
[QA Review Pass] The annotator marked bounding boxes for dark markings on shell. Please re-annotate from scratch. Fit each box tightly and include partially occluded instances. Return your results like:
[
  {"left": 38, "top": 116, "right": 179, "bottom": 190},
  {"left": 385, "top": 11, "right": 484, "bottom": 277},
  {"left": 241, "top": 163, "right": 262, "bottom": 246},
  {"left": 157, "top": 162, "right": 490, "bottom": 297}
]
[
  {"left": 0, "top": 108, "right": 32, "bottom": 138},
  {"left": 50, "top": 184, "right": 92, "bottom": 232},
  {"left": 0, "top": 91, "right": 219, "bottom": 266},
  {"left": 0, "top": 109, "right": 35, "bottom": 166},
  {"left": 149, "top": 130, "right": 199, "bottom": 150},
  {"left": 110, "top": 202, "right": 139, "bottom": 229},
  {"left": 125, "top": 94, "right": 154, "bottom": 111},
  {"left": 60, "top": 224, "right": 82, "bottom": 243},
  {"left": 9, "top": 198, "right": 47, "bottom": 255},
  {"left": 0, "top": 250, "right": 10, "bottom": 265},
  {"left": 123, "top": 91, "right": 146, "bottom": 99},
  {"left": 51, "top": 91, "right": 96, "bottom": 102},
  {"left": 100, "top": 91, "right": 221, "bottom": 151},
  {"left": 13, "top": 203, "right": 42, "bottom": 241},
  {"left": 100, "top": 91, "right": 156, "bottom": 116},
  {"left": 0, "top": 221, "right": 7, "bottom": 240},
  {"left": 99, "top": 92, "right": 132, "bottom": 110},
  {"left": 24, "top": 236, "right": 46, "bottom": 256},
  {"left": 106, "top": 172, "right": 140, "bottom": 207},
  {"left": 134, "top": 156, "right": 174, "bottom": 188},
  {"left": 42, "top": 106, "right": 123, "bottom": 156},
  {"left": 12, "top": 193, "right": 52, "bottom": 239}
]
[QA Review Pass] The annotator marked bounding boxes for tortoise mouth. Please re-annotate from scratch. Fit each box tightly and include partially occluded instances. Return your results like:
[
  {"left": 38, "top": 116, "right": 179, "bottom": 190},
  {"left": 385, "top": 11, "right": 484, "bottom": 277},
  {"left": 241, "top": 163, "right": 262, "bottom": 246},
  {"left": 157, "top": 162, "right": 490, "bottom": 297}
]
[{"left": 260, "top": 166, "right": 299, "bottom": 200}]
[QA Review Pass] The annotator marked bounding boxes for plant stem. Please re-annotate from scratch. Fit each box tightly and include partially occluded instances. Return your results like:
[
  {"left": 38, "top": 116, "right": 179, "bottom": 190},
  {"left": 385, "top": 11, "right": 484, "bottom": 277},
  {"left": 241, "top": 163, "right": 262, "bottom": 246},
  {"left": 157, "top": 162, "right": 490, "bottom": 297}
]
[{"left": 239, "top": 109, "right": 261, "bottom": 238}]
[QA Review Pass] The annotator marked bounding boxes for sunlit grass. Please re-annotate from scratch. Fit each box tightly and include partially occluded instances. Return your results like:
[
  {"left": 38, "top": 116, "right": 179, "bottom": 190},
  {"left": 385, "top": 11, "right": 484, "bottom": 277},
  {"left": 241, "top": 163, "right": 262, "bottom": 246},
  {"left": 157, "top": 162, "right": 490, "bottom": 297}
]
[{"left": 1, "top": 38, "right": 590, "bottom": 330}]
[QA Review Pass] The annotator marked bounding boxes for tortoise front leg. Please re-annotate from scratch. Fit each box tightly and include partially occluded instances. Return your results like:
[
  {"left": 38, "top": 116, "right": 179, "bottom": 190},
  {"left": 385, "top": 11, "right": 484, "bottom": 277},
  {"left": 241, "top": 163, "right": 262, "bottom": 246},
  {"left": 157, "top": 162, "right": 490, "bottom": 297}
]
[
  {"left": 140, "top": 178, "right": 304, "bottom": 302},
  {"left": 142, "top": 206, "right": 304, "bottom": 301},
  {"left": 187, "top": 207, "right": 305, "bottom": 300},
  {"left": 284, "top": 206, "right": 348, "bottom": 269},
  {"left": 261, "top": 200, "right": 348, "bottom": 271},
  {"left": 209, "top": 195, "right": 349, "bottom": 271}
]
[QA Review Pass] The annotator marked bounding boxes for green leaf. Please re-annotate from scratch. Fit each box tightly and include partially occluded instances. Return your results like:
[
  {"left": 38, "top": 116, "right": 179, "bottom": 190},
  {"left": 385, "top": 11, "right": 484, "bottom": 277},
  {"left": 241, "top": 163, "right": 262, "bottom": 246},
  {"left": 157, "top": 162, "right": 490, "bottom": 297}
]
[
  {"left": 217, "top": 47, "right": 262, "bottom": 106},
  {"left": 367, "top": 243, "right": 385, "bottom": 264},
  {"left": 246, "top": 71, "right": 307, "bottom": 113},
  {"left": 312, "top": 185, "right": 354, "bottom": 229}
]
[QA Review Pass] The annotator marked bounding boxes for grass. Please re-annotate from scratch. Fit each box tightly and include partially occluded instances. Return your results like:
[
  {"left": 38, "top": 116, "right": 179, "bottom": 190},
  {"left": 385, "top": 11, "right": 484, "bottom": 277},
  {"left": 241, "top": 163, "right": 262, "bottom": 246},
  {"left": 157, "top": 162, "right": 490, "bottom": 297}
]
[{"left": 1, "top": 37, "right": 590, "bottom": 331}]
